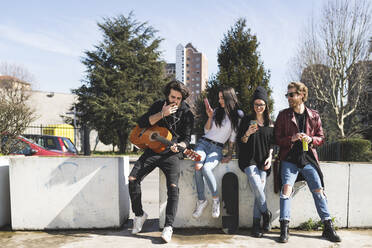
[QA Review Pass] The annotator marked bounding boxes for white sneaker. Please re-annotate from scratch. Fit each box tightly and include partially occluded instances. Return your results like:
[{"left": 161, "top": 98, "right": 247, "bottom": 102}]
[
  {"left": 212, "top": 198, "right": 220, "bottom": 218},
  {"left": 132, "top": 212, "right": 148, "bottom": 234},
  {"left": 161, "top": 226, "right": 173, "bottom": 243},
  {"left": 192, "top": 200, "right": 208, "bottom": 219}
]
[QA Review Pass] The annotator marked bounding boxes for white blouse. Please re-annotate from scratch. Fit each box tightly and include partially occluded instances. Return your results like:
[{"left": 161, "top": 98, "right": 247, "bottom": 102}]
[{"left": 204, "top": 110, "right": 244, "bottom": 144}]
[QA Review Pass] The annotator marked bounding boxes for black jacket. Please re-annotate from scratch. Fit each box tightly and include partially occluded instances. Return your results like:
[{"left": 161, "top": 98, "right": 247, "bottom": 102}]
[
  {"left": 137, "top": 100, "right": 194, "bottom": 147},
  {"left": 237, "top": 114, "right": 274, "bottom": 175}
]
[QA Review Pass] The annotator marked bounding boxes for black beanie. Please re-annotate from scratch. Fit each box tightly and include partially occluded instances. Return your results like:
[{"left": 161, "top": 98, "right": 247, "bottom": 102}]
[{"left": 252, "top": 86, "right": 268, "bottom": 104}]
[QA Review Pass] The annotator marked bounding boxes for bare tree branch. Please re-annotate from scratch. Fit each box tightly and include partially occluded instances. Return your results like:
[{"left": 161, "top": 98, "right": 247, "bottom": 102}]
[
  {"left": 291, "top": 0, "right": 371, "bottom": 139},
  {"left": 0, "top": 70, "right": 35, "bottom": 154},
  {"left": 0, "top": 62, "right": 35, "bottom": 83}
]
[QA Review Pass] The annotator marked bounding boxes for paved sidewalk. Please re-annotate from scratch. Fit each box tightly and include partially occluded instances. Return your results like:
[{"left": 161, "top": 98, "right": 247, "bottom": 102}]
[{"left": 1, "top": 222, "right": 372, "bottom": 248}]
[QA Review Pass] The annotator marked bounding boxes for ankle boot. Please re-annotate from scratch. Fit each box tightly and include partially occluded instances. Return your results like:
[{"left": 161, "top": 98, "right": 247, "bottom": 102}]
[
  {"left": 262, "top": 210, "right": 272, "bottom": 232},
  {"left": 278, "top": 220, "right": 289, "bottom": 243},
  {"left": 251, "top": 218, "right": 263, "bottom": 238},
  {"left": 322, "top": 219, "right": 341, "bottom": 242}
]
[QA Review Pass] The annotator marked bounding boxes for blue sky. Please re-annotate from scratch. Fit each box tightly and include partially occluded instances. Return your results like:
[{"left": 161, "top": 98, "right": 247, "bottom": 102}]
[{"left": 1, "top": 0, "right": 333, "bottom": 115}]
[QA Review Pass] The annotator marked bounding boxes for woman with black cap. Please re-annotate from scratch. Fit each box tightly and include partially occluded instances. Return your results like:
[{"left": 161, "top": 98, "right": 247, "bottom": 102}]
[{"left": 237, "top": 86, "right": 274, "bottom": 238}]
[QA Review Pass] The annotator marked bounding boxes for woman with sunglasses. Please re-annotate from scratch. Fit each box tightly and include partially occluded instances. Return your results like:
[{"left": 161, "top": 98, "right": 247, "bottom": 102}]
[
  {"left": 237, "top": 86, "right": 274, "bottom": 238},
  {"left": 192, "top": 87, "right": 243, "bottom": 219}
]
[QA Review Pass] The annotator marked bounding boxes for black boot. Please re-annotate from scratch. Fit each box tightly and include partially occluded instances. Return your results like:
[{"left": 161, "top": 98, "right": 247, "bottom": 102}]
[
  {"left": 251, "top": 218, "right": 263, "bottom": 238},
  {"left": 322, "top": 219, "right": 341, "bottom": 242},
  {"left": 278, "top": 220, "right": 289, "bottom": 243},
  {"left": 262, "top": 210, "right": 272, "bottom": 232}
]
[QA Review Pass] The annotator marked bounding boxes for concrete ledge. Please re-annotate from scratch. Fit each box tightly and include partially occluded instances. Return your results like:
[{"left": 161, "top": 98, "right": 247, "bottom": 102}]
[
  {"left": 349, "top": 163, "right": 372, "bottom": 228},
  {"left": 9, "top": 156, "right": 130, "bottom": 230},
  {"left": 0, "top": 157, "right": 11, "bottom": 227},
  {"left": 160, "top": 160, "right": 350, "bottom": 228}
]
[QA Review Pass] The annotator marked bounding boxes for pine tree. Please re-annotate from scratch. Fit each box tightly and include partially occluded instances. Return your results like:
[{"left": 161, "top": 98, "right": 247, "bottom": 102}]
[
  {"left": 217, "top": 18, "right": 273, "bottom": 116},
  {"left": 73, "top": 13, "right": 166, "bottom": 153}
]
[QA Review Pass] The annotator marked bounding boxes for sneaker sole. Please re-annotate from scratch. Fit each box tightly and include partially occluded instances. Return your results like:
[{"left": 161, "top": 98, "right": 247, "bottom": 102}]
[
  {"left": 161, "top": 235, "right": 171, "bottom": 243},
  {"left": 192, "top": 214, "right": 201, "bottom": 219}
]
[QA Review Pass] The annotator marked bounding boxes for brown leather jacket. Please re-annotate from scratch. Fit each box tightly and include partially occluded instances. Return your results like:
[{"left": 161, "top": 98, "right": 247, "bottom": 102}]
[
  {"left": 274, "top": 107, "right": 324, "bottom": 162},
  {"left": 274, "top": 106, "right": 325, "bottom": 191}
]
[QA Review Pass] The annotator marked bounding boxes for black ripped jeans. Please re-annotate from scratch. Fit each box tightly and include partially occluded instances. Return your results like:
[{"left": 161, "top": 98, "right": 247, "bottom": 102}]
[{"left": 129, "top": 149, "right": 181, "bottom": 227}]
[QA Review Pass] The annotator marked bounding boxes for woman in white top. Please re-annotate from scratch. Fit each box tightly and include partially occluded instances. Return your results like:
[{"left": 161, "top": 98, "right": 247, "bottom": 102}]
[{"left": 192, "top": 87, "right": 243, "bottom": 219}]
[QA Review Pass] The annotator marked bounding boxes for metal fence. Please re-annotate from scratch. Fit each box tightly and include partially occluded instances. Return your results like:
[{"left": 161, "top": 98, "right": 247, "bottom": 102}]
[{"left": 317, "top": 142, "right": 342, "bottom": 161}]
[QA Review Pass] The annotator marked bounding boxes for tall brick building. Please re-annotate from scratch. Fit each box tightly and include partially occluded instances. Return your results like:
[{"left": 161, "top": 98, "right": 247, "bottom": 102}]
[{"left": 175, "top": 43, "right": 208, "bottom": 106}]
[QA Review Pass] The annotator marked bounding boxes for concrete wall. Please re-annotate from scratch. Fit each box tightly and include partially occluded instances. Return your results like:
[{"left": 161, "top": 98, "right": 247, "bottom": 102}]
[
  {"left": 9, "top": 156, "right": 130, "bottom": 230},
  {"left": 349, "top": 163, "right": 372, "bottom": 228},
  {"left": 160, "top": 160, "right": 362, "bottom": 228},
  {"left": 0, "top": 157, "right": 11, "bottom": 227}
]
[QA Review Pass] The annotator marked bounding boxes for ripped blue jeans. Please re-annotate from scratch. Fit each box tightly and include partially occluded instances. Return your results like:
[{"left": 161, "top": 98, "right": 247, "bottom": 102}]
[
  {"left": 280, "top": 161, "right": 331, "bottom": 221},
  {"left": 245, "top": 166, "right": 268, "bottom": 219},
  {"left": 194, "top": 139, "right": 223, "bottom": 200}
]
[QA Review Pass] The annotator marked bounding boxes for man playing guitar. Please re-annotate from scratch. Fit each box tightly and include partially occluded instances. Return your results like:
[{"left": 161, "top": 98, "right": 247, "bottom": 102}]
[{"left": 129, "top": 80, "right": 194, "bottom": 243}]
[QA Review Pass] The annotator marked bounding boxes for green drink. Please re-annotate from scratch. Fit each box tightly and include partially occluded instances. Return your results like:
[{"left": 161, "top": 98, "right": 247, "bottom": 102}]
[{"left": 302, "top": 139, "right": 308, "bottom": 151}]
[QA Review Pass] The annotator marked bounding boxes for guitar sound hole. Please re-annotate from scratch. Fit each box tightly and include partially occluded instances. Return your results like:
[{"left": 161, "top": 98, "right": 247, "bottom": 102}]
[{"left": 150, "top": 132, "right": 158, "bottom": 141}]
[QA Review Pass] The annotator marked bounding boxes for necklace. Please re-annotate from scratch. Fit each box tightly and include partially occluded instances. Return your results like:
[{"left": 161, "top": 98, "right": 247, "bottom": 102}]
[{"left": 164, "top": 111, "right": 181, "bottom": 138}]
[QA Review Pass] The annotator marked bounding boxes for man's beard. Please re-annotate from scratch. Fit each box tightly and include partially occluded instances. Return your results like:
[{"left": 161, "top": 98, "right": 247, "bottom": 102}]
[{"left": 289, "top": 99, "right": 300, "bottom": 108}]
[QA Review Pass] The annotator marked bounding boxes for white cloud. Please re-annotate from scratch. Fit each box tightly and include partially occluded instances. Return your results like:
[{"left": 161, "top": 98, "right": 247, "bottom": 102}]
[{"left": 0, "top": 24, "right": 81, "bottom": 57}]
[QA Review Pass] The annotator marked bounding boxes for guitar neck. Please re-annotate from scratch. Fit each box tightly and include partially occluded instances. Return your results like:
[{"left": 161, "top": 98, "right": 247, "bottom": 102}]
[
  {"left": 151, "top": 133, "right": 184, "bottom": 151},
  {"left": 151, "top": 132, "right": 201, "bottom": 162}
]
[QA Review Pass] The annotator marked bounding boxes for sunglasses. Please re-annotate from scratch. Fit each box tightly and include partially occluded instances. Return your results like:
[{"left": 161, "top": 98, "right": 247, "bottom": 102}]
[
  {"left": 254, "top": 103, "right": 266, "bottom": 107},
  {"left": 285, "top": 92, "right": 298, "bottom": 98}
]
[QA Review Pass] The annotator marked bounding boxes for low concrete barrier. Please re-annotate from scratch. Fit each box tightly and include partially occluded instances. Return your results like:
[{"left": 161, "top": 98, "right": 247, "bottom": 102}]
[
  {"left": 0, "top": 157, "right": 11, "bottom": 227},
  {"left": 349, "top": 163, "right": 372, "bottom": 228},
  {"left": 9, "top": 156, "right": 130, "bottom": 230},
  {"left": 160, "top": 160, "right": 352, "bottom": 228}
]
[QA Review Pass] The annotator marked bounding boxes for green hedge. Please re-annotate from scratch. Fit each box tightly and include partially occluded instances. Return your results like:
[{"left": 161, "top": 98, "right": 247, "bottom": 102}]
[{"left": 339, "top": 138, "right": 371, "bottom": 162}]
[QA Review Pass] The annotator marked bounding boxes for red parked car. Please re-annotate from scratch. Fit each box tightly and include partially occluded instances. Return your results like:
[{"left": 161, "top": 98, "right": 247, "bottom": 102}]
[
  {"left": 5, "top": 136, "right": 76, "bottom": 156},
  {"left": 23, "top": 134, "right": 78, "bottom": 155}
]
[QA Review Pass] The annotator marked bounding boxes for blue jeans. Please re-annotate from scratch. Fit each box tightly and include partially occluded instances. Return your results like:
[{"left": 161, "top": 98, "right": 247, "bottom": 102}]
[
  {"left": 280, "top": 161, "right": 331, "bottom": 221},
  {"left": 194, "top": 139, "right": 223, "bottom": 200},
  {"left": 245, "top": 166, "right": 268, "bottom": 219}
]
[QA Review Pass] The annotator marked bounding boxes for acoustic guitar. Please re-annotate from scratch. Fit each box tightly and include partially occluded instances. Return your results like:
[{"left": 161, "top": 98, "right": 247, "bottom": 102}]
[{"left": 129, "top": 125, "right": 201, "bottom": 161}]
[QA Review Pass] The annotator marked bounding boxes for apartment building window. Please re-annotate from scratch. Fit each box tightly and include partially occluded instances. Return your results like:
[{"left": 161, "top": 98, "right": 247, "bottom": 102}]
[
  {"left": 187, "top": 77, "right": 190, "bottom": 80},
  {"left": 187, "top": 70, "right": 190, "bottom": 74},
  {"left": 195, "top": 64, "right": 200, "bottom": 68},
  {"left": 196, "top": 57, "right": 200, "bottom": 61},
  {"left": 186, "top": 64, "right": 189, "bottom": 67},
  {"left": 187, "top": 57, "right": 190, "bottom": 61},
  {"left": 196, "top": 84, "right": 200, "bottom": 87},
  {"left": 192, "top": 78, "right": 195, "bottom": 81},
  {"left": 196, "top": 90, "right": 200, "bottom": 94},
  {"left": 196, "top": 71, "right": 200, "bottom": 74}
]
